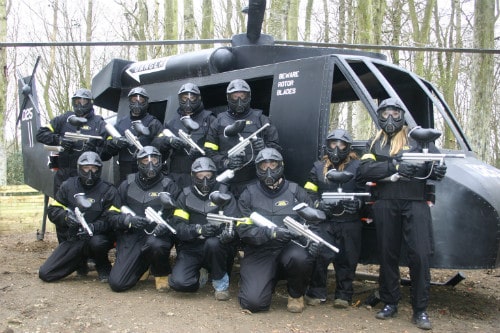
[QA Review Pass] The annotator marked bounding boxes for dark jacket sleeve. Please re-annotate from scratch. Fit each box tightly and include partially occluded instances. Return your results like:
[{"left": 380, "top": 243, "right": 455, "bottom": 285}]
[{"left": 235, "top": 189, "right": 272, "bottom": 246}]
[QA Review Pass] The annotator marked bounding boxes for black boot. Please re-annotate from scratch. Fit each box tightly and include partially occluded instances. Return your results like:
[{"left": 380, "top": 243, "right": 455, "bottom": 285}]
[
  {"left": 375, "top": 304, "right": 398, "bottom": 319},
  {"left": 412, "top": 311, "right": 432, "bottom": 330}
]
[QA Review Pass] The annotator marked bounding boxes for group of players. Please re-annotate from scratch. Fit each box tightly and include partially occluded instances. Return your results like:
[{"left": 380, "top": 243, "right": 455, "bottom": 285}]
[{"left": 35, "top": 79, "right": 447, "bottom": 330}]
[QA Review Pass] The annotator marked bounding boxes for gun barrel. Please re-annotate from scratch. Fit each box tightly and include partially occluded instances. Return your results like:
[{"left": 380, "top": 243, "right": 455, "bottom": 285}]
[
  {"left": 145, "top": 207, "right": 177, "bottom": 235},
  {"left": 227, "top": 123, "right": 270, "bottom": 157},
  {"left": 105, "top": 123, "right": 122, "bottom": 138},
  {"left": 65, "top": 132, "right": 103, "bottom": 141},
  {"left": 74, "top": 207, "right": 94, "bottom": 236},
  {"left": 120, "top": 206, "right": 136, "bottom": 216},
  {"left": 216, "top": 169, "right": 235, "bottom": 183},
  {"left": 43, "top": 145, "right": 64, "bottom": 152},
  {"left": 179, "top": 129, "right": 205, "bottom": 155},
  {"left": 283, "top": 216, "right": 339, "bottom": 253},
  {"left": 321, "top": 192, "right": 370, "bottom": 200},
  {"left": 249, "top": 212, "right": 277, "bottom": 229},
  {"left": 206, "top": 213, "right": 245, "bottom": 225},
  {"left": 124, "top": 129, "right": 144, "bottom": 150}
]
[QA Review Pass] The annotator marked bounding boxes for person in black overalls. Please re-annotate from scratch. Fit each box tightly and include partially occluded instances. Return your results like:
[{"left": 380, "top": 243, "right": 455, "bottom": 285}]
[
  {"left": 152, "top": 82, "right": 216, "bottom": 189},
  {"left": 36, "top": 88, "right": 107, "bottom": 243},
  {"left": 38, "top": 152, "right": 117, "bottom": 283},
  {"left": 357, "top": 98, "right": 447, "bottom": 330},
  {"left": 168, "top": 157, "right": 240, "bottom": 301},
  {"left": 101, "top": 87, "right": 164, "bottom": 183},
  {"left": 204, "top": 79, "right": 281, "bottom": 198},
  {"left": 236, "top": 148, "right": 318, "bottom": 313},
  {"left": 106, "top": 146, "right": 180, "bottom": 293},
  {"left": 303, "top": 129, "right": 365, "bottom": 308}
]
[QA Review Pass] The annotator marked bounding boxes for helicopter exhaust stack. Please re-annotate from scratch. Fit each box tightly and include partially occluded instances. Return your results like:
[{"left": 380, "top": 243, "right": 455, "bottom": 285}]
[{"left": 232, "top": 0, "right": 274, "bottom": 46}]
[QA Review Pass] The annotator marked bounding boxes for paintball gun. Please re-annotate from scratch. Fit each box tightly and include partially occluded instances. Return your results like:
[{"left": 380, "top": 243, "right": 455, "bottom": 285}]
[
  {"left": 44, "top": 115, "right": 103, "bottom": 152},
  {"left": 283, "top": 216, "right": 339, "bottom": 253},
  {"left": 249, "top": 212, "right": 278, "bottom": 229},
  {"left": 124, "top": 129, "right": 144, "bottom": 150},
  {"left": 144, "top": 207, "right": 177, "bottom": 235},
  {"left": 321, "top": 170, "right": 370, "bottom": 204},
  {"left": 161, "top": 116, "right": 206, "bottom": 155},
  {"left": 73, "top": 193, "right": 93, "bottom": 236},
  {"left": 226, "top": 122, "right": 270, "bottom": 158},
  {"left": 205, "top": 191, "right": 241, "bottom": 236},
  {"left": 390, "top": 127, "right": 465, "bottom": 182}
]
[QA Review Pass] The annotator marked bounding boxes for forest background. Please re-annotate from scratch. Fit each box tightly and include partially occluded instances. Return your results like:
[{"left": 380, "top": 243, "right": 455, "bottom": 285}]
[{"left": 0, "top": 0, "right": 498, "bottom": 186}]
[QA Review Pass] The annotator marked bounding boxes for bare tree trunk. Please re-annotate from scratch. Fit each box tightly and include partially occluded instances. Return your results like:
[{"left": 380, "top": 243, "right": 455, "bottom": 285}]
[
  {"left": 0, "top": 0, "right": 7, "bottom": 185},
  {"left": 388, "top": 0, "right": 402, "bottom": 64},
  {"left": 468, "top": 0, "right": 496, "bottom": 161},
  {"left": 304, "top": 0, "right": 313, "bottom": 41},
  {"left": 43, "top": 0, "right": 58, "bottom": 119},
  {"left": 287, "top": 0, "right": 299, "bottom": 41},
  {"left": 183, "top": 0, "right": 195, "bottom": 52},
  {"left": 201, "top": 0, "right": 214, "bottom": 49},
  {"left": 322, "top": 0, "right": 329, "bottom": 43},
  {"left": 164, "top": 0, "right": 179, "bottom": 55},
  {"left": 408, "top": 0, "right": 435, "bottom": 76},
  {"left": 224, "top": 0, "right": 233, "bottom": 37}
]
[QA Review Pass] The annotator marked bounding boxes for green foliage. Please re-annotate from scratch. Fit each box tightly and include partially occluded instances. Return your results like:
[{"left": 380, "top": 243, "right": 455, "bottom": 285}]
[{"left": 7, "top": 150, "right": 24, "bottom": 185}]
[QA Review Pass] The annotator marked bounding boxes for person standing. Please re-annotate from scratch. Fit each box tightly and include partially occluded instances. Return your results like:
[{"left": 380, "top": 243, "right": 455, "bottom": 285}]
[
  {"left": 38, "top": 152, "right": 117, "bottom": 283},
  {"left": 168, "top": 157, "right": 239, "bottom": 300},
  {"left": 204, "top": 79, "right": 281, "bottom": 198},
  {"left": 303, "top": 129, "right": 365, "bottom": 308},
  {"left": 106, "top": 146, "right": 180, "bottom": 293},
  {"left": 152, "top": 82, "right": 216, "bottom": 189},
  {"left": 101, "top": 87, "right": 164, "bottom": 183},
  {"left": 236, "top": 148, "right": 317, "bottom": 313},
  {"left": 357, "top": 98, "right": 447, "bottom": 330},
  {"left": 36, "top": 88, "right": 107, "bottom": 242}
]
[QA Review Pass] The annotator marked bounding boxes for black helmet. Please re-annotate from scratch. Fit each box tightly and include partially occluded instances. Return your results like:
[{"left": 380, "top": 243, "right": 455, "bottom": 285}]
[
  {"left": 191, "top": 157, "right": 217, "bottom": 195},
  {"left": 325, "top": 129, "right": 352, "bottom": 165},
  {"left": 128, "top": 87, "right": 150, "bottom": 118},
  {"left": 77, "top": 151, "right": 102, "bottom": 187},
  {"left": 136, "top": 146, "right": 162, "bottom": 180},
  {"left": 72, "top": 88, "right": 93, "bottom": 117},
  {"left": 377, "top": 98, "right": 406, "bottom": 135},
  {"left": 226, "top": 79, "right": 251, "bottom": 116},
  {"left": 255, "top": 148, "right": 284, "bottom": 186},
  {"left": 178, "top": 83, "right": 202, "bottom": 116}
]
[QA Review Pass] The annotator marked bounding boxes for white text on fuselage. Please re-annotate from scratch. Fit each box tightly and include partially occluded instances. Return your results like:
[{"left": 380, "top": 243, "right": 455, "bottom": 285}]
[{"left": 276, "top": 71, "right": 299, "bottom": 96}]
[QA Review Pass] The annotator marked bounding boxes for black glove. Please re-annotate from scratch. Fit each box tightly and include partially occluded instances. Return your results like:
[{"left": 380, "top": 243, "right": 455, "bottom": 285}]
[
  {"left": 218, "top": 228, "right": 234, "bottom": 244},
  {"left": 60, "top": 138, "right": 75, "bottom": 152},
  {"left": 198, "top": 224, "right": 220, "bottom": 238},
  {"left": 224, "top": 154, "right": 245, "bottom": 170},
  {"left": 307, "top": 242, "right": 322, "bottom": 258},
  {"left": 251, "top": 137, "right": 265, "bottom": 152},
  {"left": 187, "top": 147, "right": 203, "bottom": 160},
  {"left": 268, "top": 227, "right": 294, "bottom": 243},
  {"left": 431, "top": 164, "right": 447, "bottom": 180},
  {"left": 76, "top": 224, "right": 94, "bottom": 240},
  {"left": 83, "top": 139, "right": 98, "bottom": 152},
  {"left": 112, "top": 137, "right": 129, "bottom": 149},
  {"left": 168, "top": 136, "right": 188, "bottom": 150},
  {"left": 152, "top": 223, "right": 170, "bottom": 237},
  {"left": 396, "top": 161, "right": 422, "bottom": 178},
  {"left": 316, "top": 200, "right": 339, "bottom": 214},
  {"left": 125, "top": 215, "right": 150, "bottom": 230},
  {"left": 65, "top": 210, "right": 80, "bottom": 228},
  {"left": 340, "top": 199, "right": 361, "bottom": 215}
]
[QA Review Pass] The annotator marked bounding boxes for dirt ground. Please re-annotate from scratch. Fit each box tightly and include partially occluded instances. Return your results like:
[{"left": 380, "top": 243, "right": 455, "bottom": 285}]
[{"left": 0, "top": 231, "right": 499, "bottom": 333}]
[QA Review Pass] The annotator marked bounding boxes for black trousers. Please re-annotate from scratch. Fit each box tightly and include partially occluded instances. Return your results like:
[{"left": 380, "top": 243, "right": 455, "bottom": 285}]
[
  {"left": 39, "top": 234, "right": 113, "bottom": 282},
  {"left": 372, "top": 199, "right": 433, "bottom": 312},
  {"left": 307, "top": 220, "right": 362, "bottom": 302},
  {"left": 238, "top": 242, "right": 314, "bottom": 313},
  {"left": 169, "top": 237, "right": 236, "bottom": 292},
  {"left": 108, "top": 231, "right": 174, "bottom": 292}
]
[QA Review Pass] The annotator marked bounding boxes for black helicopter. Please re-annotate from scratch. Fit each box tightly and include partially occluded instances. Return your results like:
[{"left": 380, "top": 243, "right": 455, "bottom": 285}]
[{"left": 18, "top": 0, "right": 500, "bottom": 270}]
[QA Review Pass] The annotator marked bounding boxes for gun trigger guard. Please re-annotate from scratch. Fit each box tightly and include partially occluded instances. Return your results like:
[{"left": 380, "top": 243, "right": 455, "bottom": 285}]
[
  {"left": 144, "top": 229, "right": 153, "bottom": 235},
  {"left": 292, "top": 239, "right": 308, "bottom": 249}
]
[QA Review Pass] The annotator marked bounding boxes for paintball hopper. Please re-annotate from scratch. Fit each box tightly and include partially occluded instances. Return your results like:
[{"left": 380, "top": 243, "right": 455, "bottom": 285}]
[
  {"left": 73, "top": 193, "right": 92, "bottom": 209},
  {"left": 131, "top": 120, "right": 150, "bottom": 136},
  {"left": 325, "top": 169, "right": 354, "bottom": 185},
  {"left": 180, "top": 116, "right": 200, "bottom": 132},
  {"left": 223, "top": 120, "right": 246, "bottom": 137},
  {"left": 159, "top": 192, "right": 175, "bottom": 210},
  {"left": 293, "top": 202, "right": 326, "bottom": 223},
  {"left": 408, "top": 126, "right": 442, "bottom": 152},
  {"left": 209, "top": 191, "right": 232, "bottom": 207},
  {"left": 67, "top": 115, "right": 88, "bottom": 128}
]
